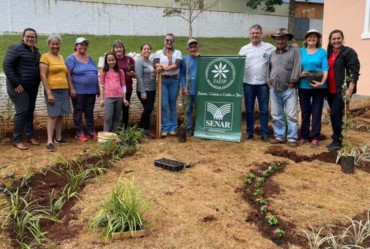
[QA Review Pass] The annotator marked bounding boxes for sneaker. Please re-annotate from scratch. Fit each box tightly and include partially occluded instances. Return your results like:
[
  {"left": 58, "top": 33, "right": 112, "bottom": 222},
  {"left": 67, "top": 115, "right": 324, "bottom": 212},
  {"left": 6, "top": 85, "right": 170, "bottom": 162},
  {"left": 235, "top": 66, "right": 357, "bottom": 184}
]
[
  {"left": 161, "top": 132, "right": 168, "bottom": 137},
  {"left": 310, "top": 139, "right": 319, "bottom": 147},
  {"left": 88, "top": 132, "right": 98, "bottom": 140},
  {"left": 46, "top": 143, "right": 56, "bottom": 152},
  {"left": 287, "top": 141, "right": 298, "bottom": 147},
  {"left": 299, "top": 138, "right": 308, "bottom": 145},
  {"left": 328, "top": 140, "right": 342, "bottom": 151},
  {"left": 54, "top": 137, "right": 68, "bottom": 144},
  {"left": 270, "top": 138, "right": 283, "bottom": 144},
  {"left": 75, "top": 133, "right": 88, "bottom": 142},
  {"left": 169, "top": 131, "right": 177, "bottom": 136}
]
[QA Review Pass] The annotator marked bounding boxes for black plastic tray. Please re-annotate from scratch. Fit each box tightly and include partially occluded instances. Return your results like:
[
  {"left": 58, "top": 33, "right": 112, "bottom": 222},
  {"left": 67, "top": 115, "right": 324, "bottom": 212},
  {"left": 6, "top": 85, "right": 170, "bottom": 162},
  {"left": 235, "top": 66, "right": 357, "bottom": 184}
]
[{"left": 154, "top": 158, "right": 185, "bottom": 171}]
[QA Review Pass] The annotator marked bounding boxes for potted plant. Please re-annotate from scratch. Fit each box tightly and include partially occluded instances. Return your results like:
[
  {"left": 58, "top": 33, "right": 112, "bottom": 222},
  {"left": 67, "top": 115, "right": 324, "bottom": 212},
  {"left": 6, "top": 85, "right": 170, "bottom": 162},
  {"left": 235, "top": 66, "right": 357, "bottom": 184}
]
[
  {"left": 90, "top": 177, "right": 148, "bottom": 241},
  {"left": 336, "top": 75, "right": 355, "bottom": 174}
]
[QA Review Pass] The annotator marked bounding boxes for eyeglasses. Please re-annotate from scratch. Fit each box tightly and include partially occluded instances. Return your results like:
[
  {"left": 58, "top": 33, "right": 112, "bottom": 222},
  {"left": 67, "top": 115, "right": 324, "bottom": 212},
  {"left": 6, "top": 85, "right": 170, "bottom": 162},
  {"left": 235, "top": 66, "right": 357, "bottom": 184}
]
[
  {"left": 165, "top": 39, "right": 174, "bottom": 43},
  {"left": 25, "top": 36, "right": 36, "bottom": 39}
]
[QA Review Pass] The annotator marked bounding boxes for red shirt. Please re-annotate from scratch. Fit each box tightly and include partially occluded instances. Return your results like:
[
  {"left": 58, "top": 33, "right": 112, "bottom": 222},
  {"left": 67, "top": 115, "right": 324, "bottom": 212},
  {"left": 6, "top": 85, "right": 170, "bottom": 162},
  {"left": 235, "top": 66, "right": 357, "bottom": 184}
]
[
  {"left": 117, "top": 56, "right": 135, "bottom": 93},
  {"left": 327, "top": 50, "right": 339, "bottom": 94}
]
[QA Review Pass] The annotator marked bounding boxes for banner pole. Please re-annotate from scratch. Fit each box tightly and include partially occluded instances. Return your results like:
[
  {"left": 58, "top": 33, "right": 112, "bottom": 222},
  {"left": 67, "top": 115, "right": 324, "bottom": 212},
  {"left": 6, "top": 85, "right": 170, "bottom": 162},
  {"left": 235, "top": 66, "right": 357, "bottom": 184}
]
[{"left": 156, "top": 72, "right": 162, "bottom": 138}]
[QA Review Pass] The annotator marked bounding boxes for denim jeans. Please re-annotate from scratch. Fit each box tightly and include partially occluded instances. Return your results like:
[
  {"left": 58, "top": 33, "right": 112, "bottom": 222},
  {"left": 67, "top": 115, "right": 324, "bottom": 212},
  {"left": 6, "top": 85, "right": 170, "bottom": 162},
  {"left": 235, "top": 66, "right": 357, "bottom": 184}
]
[
  {"left": 7, "top": 84, "right": 38, "bottom": 142},
  {"left": 161, "top": 78, "right": 179, "bottom": 133},
  {"left": 72, "top": 94, "right": 96, "bottom": 136},
  {"left": 243, "top": 83, "right": 269, "bottom": 137},
  {"left": 122, "top": 91, "right": 132, "bottom": 129},
  {"left": 270, "top": 88, "right": 298, "bottom": 142},
  {"left": 327, "top": 92, "right": 344, "bottom": 141},
  {"left": 183, "top": 94, "right": 196, "bottom": 132},
  {"left": 137, "top": 91, "right": 156, "bottom": 130},
  {"left": 104, "top": 97, "right": 122, "bottom": 132},
  {"left": 298, "top": 88, "right": 327, "bottom": 140}
]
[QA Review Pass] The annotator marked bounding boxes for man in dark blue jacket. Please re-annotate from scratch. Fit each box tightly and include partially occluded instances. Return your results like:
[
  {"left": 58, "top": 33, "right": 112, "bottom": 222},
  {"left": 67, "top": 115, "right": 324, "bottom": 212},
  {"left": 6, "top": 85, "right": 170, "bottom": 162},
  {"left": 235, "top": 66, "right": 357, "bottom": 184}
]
[{"left": 3, "top": 28, "right": 41, "bottom": 150}]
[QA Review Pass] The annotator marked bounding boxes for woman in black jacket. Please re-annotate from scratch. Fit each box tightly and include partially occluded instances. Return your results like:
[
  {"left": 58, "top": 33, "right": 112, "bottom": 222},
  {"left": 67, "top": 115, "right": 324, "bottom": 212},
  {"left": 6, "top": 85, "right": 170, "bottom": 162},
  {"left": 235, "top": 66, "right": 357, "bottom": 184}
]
[
  {"left": 326, "top": 29, "right": 360, "bottom": 151},
  {"left": 3, "top": 28, "right": 41, "bottom": 150}
]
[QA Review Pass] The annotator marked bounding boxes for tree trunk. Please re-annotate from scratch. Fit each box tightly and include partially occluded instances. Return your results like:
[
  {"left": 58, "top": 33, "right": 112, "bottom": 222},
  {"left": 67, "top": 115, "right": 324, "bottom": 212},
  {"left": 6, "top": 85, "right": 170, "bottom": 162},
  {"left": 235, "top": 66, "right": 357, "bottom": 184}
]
[{"left": 287, "top": 0, "right": 295, "bottom": 36}]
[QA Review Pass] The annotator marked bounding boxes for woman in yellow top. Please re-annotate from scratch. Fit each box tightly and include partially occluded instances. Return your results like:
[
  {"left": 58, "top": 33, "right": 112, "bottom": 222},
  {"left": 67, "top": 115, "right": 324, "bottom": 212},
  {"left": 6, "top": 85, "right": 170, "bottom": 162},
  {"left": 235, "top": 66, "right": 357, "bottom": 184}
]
[{"left": 40, "top": 35, "right": 72, "bottom": 152}]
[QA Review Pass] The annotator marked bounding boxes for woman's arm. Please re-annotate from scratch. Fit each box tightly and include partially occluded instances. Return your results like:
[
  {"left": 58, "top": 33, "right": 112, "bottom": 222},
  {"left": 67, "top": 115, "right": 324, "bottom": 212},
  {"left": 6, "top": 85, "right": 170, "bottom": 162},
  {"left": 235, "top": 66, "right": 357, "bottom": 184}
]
[
  {"left": 66, "top": 68, "right": 76, "bottom": 98},
  {"left": 345, "top": 48, "right": 360, "bottom": 97}
]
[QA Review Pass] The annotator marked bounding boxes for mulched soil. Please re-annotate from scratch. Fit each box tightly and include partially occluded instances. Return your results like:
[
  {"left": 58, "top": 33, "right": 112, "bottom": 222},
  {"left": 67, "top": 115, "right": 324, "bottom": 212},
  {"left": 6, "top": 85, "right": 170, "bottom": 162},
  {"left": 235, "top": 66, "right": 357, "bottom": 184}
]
[
  {"left": 240, "top": 147, "right": 370, "bottom": 249},
  {"left": 266, "top": 146, "right": 370, "bottom": 174},
  {"left": 6, "top": 153, "right": 113, "bottom": 248},
  {"left": 239, "top": 162, "right": 308, "bottom": 248}
]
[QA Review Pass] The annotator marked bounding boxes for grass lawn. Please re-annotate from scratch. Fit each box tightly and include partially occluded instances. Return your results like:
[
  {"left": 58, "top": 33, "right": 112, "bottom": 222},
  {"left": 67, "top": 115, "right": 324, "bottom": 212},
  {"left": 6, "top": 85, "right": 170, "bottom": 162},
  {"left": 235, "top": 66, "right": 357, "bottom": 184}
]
[{"left": 0, "top": 34, "right": 280, "bottom": 73}]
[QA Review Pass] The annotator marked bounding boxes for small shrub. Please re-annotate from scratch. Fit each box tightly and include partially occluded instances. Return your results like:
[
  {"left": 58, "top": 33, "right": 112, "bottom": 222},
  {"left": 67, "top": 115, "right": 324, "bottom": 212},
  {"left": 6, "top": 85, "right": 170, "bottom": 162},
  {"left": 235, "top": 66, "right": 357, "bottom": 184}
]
[
  {"left": 116, "top": 126, "right": 144, "bottom": 147},
  {"left": 90, "top": 177, "right": 148, "bottom": 241}
]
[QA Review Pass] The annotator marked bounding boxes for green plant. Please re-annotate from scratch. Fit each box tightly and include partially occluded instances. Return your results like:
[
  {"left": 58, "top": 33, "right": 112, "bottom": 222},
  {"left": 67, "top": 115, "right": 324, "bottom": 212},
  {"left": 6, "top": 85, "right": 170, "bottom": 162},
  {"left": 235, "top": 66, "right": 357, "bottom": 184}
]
[
  {"left": 49, "top": 189, "right": 66, "bottom": 218},
  {"left": 354, "top": 141, "right": 370, "bottom": 166},
  {"left": 302, "top": 226, "right": 329, "bottom": 249},
  {"left": 265, "top": 215, "right": 279, "bottom": 226},
  {"left": 303, "top": 210, "right": 370, "bottom": 249},
  {"left": 337, "top": 75, "right": 355, "bottom": 160},
  {"left": 256, "top": 177, "right": 265, "bottom": 185},
  {"left": 260, "top": 204, "right": 269, "bottom": 213},
  {"left": 255, "top": 197, "right": 267, "bottom": 205},
  {"left": 339, "top": 214, "right": 370, "bottom": 246},
  {"left": 19, "top": 171, "right": 34, "bottom": 188},
  {"left": 273, "top": 228, "right": 285, "bottom": 239},
  {"left": 53, "top": 163, "right": 106, "bottom": 201},
  {"left": 117, "top": 126, "right": 143, "bottom": 147},
  {"left": 90, "top": 177, "right": 148, "bottom": 241},
  {"left": 7, "top": 189, "right": 56, "bottom": 248},
  {"left": 100, "top": 139, "right": 118, "bottom": 155},
  {"left": 253, "top": 189, "right": 264, "bottom": 196},
  {"left": 244, "top": 172, "right": 256, "bottom": 185}
]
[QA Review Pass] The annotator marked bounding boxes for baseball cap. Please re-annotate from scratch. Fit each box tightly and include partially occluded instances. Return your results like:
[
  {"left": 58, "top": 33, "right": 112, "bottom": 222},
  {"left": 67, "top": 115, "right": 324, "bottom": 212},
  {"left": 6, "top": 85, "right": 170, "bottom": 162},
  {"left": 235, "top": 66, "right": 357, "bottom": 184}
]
[
  {"left": 75, "top": 37, "right": 89, "bottom": 45},
  {"left": 187, "top": 38, "right": 198, "bottom": 47}
]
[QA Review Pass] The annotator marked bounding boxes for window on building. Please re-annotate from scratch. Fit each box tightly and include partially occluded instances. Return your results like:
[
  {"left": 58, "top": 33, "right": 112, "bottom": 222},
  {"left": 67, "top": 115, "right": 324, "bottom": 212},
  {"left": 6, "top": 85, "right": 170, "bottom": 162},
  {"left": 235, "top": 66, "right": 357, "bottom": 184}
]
[{"left": 362, "top": 0, "right": 370, "bottom": 39}]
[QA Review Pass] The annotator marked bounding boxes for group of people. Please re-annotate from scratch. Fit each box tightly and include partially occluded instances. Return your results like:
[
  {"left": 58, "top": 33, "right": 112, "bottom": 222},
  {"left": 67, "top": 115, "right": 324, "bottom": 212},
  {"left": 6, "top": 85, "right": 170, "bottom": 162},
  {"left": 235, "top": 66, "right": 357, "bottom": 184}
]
[
  {"left": 239, "top": 25, "right": 360, "bottom": 151},
  {"left": 2, "top": 28, "right": 200, "bottom": 152},
  {"left": 2, "top": 25, "right": 360, "bottom": 153}
]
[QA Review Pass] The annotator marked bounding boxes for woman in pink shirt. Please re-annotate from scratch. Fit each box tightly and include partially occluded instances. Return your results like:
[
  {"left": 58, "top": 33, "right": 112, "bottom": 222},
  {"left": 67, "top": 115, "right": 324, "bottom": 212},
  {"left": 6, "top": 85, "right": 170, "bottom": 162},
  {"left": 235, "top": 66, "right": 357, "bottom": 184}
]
[{"left": 99, "top": 52, "right": 129, "bottom": 132}]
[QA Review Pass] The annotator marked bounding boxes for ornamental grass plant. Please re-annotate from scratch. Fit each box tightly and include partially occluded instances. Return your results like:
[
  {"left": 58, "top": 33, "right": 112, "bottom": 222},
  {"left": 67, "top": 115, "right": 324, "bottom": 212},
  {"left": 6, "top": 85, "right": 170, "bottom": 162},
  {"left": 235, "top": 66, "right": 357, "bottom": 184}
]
[{"left": 90, "top": 177, "right": 148, "bottom": 241}]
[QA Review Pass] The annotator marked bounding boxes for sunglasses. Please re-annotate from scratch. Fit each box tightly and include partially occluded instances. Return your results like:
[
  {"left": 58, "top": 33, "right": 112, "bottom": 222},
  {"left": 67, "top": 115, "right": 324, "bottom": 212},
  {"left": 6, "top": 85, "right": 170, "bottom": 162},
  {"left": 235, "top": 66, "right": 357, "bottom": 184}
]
[{"left": 165, "top": 39, "right": 174, "bottom": 43}]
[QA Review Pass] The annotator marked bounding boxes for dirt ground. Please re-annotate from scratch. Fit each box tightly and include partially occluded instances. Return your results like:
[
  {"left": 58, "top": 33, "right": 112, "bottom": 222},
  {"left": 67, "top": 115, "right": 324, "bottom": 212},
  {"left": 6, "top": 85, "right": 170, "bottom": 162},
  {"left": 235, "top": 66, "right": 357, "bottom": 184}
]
[{"left": 0, "top": 100, "right": 369, "bottom": 249}]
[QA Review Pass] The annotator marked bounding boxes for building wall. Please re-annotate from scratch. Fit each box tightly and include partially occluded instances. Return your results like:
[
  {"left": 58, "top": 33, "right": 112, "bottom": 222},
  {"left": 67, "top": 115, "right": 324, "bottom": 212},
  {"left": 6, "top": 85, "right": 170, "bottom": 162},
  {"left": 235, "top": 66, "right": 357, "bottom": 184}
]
[
  {"left": 68, "top": 0, "right": 290, "bottom": 15},
  {"left": 323, "top": 0, "right": 370, "bottom": 96},
  {"left": 0, "top": 0, "right": 291, "bottom": 38}
]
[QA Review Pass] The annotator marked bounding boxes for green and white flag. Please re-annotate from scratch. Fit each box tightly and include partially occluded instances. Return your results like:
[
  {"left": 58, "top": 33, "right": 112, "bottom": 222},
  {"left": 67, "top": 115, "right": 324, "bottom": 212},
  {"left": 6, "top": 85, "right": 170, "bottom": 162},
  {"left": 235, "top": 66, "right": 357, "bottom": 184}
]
[{"left": 194, "top": 56, "right": 245, "bottom": 142}]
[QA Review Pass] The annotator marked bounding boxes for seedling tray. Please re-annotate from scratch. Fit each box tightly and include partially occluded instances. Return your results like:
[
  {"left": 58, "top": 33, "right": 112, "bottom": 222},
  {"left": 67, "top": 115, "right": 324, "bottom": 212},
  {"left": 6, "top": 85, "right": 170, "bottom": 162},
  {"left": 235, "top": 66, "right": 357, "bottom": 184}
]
[{"left": 154, "top": 158, "right": 185, "bottom": 171}]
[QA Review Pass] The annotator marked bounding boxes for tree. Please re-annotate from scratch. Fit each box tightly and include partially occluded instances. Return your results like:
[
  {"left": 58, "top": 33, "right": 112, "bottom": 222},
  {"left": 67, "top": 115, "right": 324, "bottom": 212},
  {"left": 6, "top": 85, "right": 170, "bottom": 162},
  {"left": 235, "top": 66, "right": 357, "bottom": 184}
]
[
  {"left": 163, "top": 0, "right": 206, "bottom": 38},
  {"left": 246, "top": 0, "right": 283, "bottom": 12},
  {"left": 246, "top": 0, "right": 296, "bottom": 35}
]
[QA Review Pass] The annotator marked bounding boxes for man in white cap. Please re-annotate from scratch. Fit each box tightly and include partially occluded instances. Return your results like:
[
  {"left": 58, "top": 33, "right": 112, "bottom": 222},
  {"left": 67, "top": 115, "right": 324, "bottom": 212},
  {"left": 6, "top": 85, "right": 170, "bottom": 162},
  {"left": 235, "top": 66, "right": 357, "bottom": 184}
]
[
  {"left": 267, "top": 28, "right": 301, "bottom": 147},
  {"left": 179, "top": 38, "right": 200, "bottom": 136},
  {"left": 239, "top": 24, "right": 275, "bottom": 142}
]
